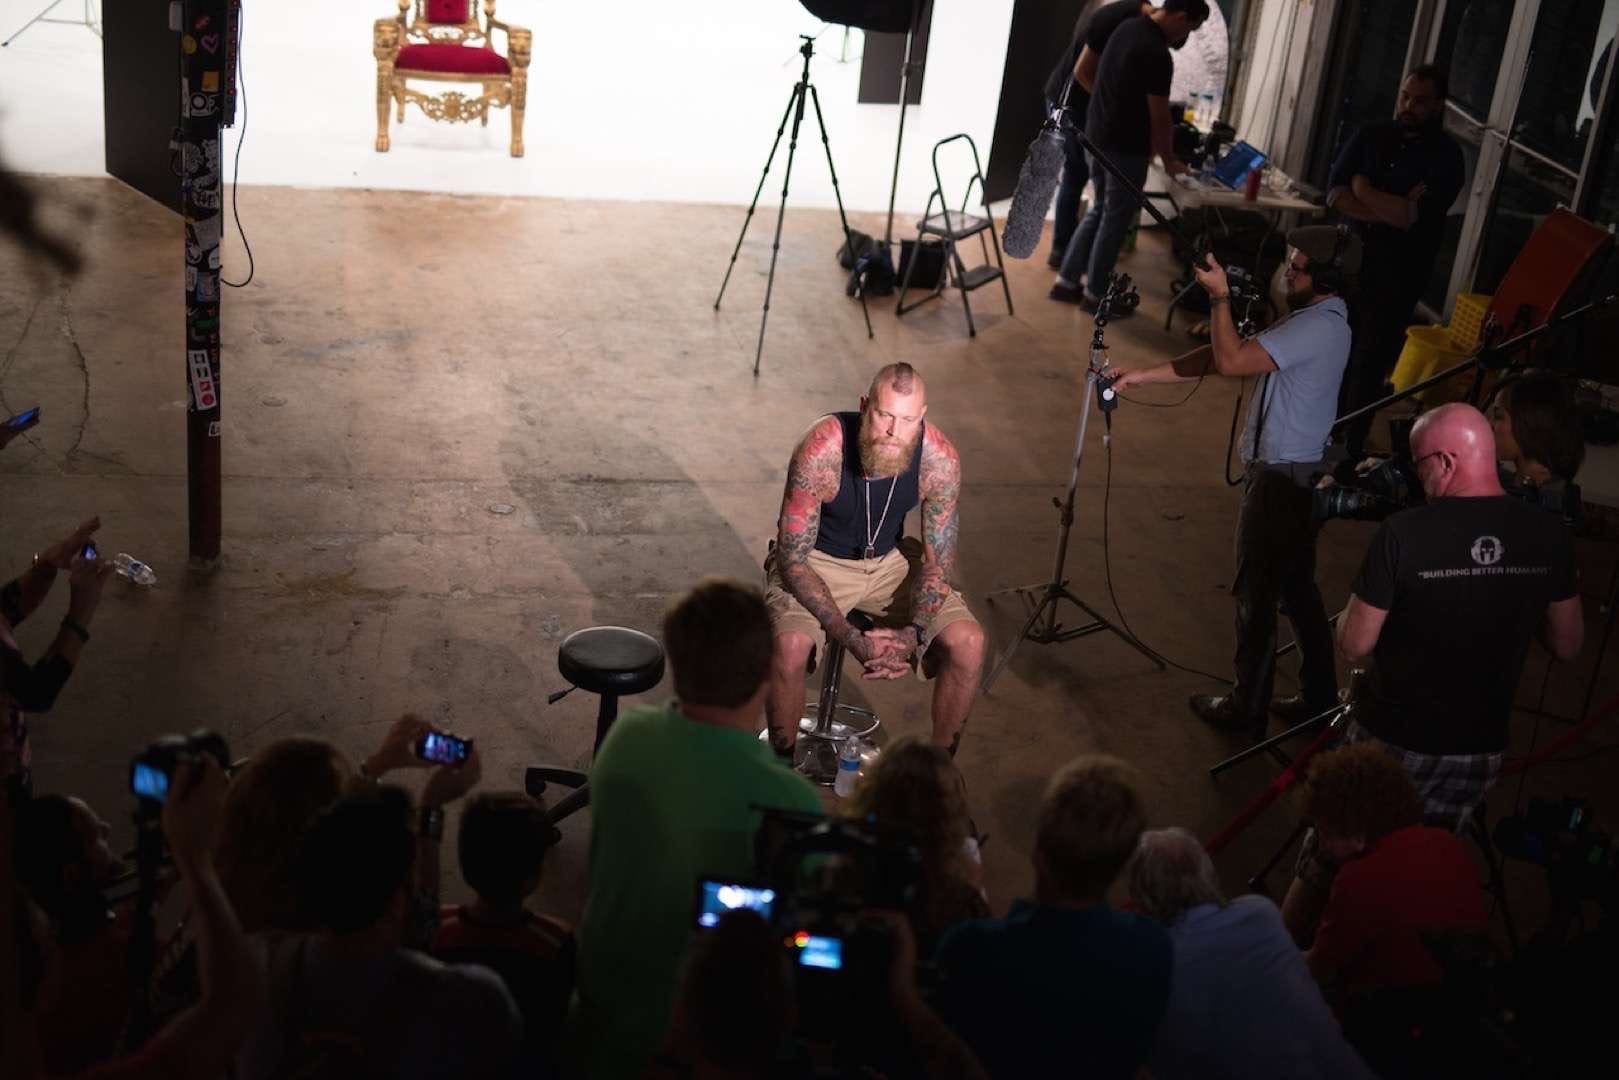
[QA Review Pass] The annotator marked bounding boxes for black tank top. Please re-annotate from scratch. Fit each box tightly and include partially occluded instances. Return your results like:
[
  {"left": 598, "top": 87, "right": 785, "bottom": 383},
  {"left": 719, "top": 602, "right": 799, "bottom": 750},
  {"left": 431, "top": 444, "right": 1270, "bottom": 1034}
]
[{"left": 813, "top": 412, "right": 925, "bottom": 560}]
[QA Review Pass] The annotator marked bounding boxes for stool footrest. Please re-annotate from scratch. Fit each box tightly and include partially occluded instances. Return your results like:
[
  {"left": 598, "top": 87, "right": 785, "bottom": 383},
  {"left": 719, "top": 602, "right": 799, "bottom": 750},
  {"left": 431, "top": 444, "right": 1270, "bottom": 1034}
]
[{"left": 526, "top": 765, "right": 587, "bottom": 797}]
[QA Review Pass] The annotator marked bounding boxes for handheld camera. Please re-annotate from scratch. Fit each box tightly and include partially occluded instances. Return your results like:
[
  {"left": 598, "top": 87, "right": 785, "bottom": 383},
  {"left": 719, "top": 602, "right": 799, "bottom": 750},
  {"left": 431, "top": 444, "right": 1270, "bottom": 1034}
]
[{"left": 129, "top": 729, "right": 230, "bottom": 805}]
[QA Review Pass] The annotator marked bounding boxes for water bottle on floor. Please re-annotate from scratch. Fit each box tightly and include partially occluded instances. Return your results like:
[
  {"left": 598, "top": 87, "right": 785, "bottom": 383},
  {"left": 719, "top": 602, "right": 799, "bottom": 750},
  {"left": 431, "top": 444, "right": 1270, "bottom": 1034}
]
[
  {"left": 112, "top": 553, "right": 158, "bottom": 586},
  {"left": 834, "top": 736, "right": 861, "bottom": 797}
]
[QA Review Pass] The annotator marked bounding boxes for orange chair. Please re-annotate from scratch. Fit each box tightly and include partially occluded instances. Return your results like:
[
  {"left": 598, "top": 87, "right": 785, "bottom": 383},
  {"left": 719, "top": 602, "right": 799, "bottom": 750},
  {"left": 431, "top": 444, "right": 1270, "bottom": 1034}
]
[{"left": 373, "top": 0, "right": 531, "bottom": 157}]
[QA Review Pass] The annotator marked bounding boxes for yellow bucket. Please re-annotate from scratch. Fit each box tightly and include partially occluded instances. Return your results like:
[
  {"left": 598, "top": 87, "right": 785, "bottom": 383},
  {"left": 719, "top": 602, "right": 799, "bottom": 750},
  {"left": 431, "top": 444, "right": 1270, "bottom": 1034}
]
[
  {"left": 1447, "top": 292, "right": 1492, "bottom": 351},
  {"left": 1390, "top": 326, "right": 1470, "bottom": 402}
]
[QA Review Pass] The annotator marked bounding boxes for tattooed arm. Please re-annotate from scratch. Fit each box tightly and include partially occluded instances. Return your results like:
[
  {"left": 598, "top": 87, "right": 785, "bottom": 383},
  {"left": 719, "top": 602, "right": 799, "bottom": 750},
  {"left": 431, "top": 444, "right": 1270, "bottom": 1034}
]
[
  {"left": 913, "top": 426, "right": 962, "bottom": 631},
  {"left": 777, "top": 417, "right": 876, "bottom": 661}
]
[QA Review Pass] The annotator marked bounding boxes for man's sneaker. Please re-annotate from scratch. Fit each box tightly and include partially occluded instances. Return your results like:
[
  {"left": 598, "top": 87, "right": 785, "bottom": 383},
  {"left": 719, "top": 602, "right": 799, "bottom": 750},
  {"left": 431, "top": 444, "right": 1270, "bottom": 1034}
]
[
  {"left": 1189, "top": 693, "right": 1264, "bottom": 741},
  {"left": 1269, "top": 694, "right": 1338, "bottom": 726}
]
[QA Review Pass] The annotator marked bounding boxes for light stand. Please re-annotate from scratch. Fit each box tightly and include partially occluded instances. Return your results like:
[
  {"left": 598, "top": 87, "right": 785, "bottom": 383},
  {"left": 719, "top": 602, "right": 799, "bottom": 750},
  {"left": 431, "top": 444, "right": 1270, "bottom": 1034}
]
[
  {"left": 982, "top": 274, "right": 1166, "bottom": 693},
  {"left": 2, "top": 0, "right": 99, "bottom": 47},
  {"left": 882, "top": 0, "right": 926, "bottom": 249},
  {"left": 714, "top": 35, "right": 874, "bottom": 376}
]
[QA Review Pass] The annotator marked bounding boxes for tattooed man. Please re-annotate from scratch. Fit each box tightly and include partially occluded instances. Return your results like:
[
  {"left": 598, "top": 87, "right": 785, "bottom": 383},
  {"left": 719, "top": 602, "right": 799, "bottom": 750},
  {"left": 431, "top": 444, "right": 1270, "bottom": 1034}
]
[{"left": 764, "top": 363, "right": 986, "bottom": 757}]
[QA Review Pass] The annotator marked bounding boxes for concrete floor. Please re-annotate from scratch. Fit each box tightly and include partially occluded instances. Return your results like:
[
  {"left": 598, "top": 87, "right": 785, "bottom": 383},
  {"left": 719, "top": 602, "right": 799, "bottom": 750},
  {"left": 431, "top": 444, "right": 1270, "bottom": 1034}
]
[{"left": 2, "top": 176, "right": 1615, "bottom": 937}]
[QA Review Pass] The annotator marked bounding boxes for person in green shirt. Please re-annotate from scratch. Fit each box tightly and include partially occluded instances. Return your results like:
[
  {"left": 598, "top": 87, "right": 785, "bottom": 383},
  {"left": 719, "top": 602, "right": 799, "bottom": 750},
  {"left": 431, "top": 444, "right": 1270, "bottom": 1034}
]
[{"left": 573, "top": 578, "right": 823, "bottom": 1078}]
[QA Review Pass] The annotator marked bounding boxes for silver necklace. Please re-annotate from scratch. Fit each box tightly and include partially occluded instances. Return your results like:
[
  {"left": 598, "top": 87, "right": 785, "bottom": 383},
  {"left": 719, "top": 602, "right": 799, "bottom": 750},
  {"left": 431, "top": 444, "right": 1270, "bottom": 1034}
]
[{"left": 863, "top": 474, "right": 899, "bottom": 562}]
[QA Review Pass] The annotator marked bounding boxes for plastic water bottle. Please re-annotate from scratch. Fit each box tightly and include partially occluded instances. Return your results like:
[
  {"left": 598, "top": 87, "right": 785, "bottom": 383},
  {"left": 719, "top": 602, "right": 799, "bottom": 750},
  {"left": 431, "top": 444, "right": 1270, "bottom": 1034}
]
[
  {"left": 112, "top": 553, "right": 158, "bottom": 586},
  {"left": 833, "top": 737, "right": 861, "bottom": 797}
]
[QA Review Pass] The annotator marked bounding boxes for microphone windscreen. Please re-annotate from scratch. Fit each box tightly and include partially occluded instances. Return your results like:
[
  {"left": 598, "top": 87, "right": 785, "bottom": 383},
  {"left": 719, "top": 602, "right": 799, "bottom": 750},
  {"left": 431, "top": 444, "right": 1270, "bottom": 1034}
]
[{"left": 1002, "top": 125, "right": 1068, "bottom": 259}]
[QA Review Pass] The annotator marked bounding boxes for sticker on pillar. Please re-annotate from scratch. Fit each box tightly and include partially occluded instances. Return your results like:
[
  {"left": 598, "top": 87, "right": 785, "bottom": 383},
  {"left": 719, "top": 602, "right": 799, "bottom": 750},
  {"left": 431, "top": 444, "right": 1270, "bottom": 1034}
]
[
  {"left": 193, "top": 188, "right": 220, "bottom": 211},
  {"left": 186, "top": 266, "right": 197, "bottom": 292},
  {"left": 208, "top": 421, "right": 221, "bottom": 438},
  {"left": 182, "top": 144, "right": 201, "bottom": 174},
  {"left": 188, "top": 91, "right": 218, "bottom": 118},
  {"left": 182, "top": 34, "right": 197, "bottom": 54},
  {"left": 201, "top": 34, "right": 220, "bottom": 54},
  {"left": 202, "top": 71, "right": 219, "bottom": 91},
  {"left": 189, "top": 350, "right": 218, "bottom": 411},
  {"left": 194, "top": 13, "right": 210, "bottom": 30},
  {"left": 195, "top": 276, "right": 219, "bottom": 302}
]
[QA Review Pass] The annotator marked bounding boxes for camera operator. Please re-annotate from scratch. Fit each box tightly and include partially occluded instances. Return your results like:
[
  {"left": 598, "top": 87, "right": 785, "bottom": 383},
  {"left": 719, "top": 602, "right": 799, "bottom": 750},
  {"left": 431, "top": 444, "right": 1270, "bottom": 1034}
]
[
  {"left": 1111, "top": 226, "right": 1362, "bottom": 737},
  {"left": 1282, "top": 403, "right": 1583, "bottom": 942},
  {"left": 2, "top": 516, "right": 113, "bottom": 800}
]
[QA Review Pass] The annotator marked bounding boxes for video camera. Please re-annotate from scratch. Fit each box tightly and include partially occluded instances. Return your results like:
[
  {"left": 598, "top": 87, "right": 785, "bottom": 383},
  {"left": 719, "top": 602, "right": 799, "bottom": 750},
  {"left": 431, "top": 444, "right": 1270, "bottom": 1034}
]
[
  {"left": 129, "top": 729, "right": 230, "bottom": 807},
  {"left": 696, "top": 808, "right": 921, "bottom": 1001}
]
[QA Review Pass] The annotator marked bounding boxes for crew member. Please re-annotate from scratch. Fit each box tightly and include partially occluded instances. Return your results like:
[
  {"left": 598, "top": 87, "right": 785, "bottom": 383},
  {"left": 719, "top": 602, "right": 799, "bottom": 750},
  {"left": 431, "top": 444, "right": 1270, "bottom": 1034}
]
[
  {"left": 1281, "top": 403, "right": 1583, "bottom": 942},
  {"left": 1044, "top": 1, "right": 1153, "bottom": 274},
  {"left": 1051, "top": 0, "right": 1208, "bottom": 309},
  {"left": 1110, "top": 226, "right": 1361, "bottom": 736},
  {"left": 1487, "top": 369, "right": 1586, "bottom": 500},
  {"left": 764, "top": 363, "right": 986, "bottom": 757},
  {"left": 1329, "top": 65, "right": 1465, "bottom": 462}
]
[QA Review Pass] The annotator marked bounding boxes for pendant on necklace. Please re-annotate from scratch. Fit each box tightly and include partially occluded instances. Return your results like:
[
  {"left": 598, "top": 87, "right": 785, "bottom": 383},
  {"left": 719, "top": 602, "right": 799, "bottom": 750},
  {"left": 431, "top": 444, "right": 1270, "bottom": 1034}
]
[{"left": 864, "top": 544, "right": 876, "bottom": 560}]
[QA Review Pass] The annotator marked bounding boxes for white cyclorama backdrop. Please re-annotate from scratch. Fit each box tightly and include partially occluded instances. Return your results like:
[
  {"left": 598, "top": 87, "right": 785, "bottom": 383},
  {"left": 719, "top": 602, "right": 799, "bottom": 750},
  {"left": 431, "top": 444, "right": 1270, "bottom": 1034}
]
[{"left": 0, "top": 0, "right": 1015, "bottom": 213}]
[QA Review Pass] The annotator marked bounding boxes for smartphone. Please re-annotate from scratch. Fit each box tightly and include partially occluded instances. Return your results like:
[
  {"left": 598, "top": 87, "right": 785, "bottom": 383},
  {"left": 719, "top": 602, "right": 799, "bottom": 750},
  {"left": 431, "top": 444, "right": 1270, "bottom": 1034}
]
[
  {"left": 130, "top": 761, "right": 170, "bottom": 803},
  {"left": 81, "top": 541, "right": 98, "bottom": 563},
  {"left": 792, "top": 931, "right": 844, "bottom": 971},
  {"left": 414, "top": 731, "right": 471, "bottom": 765},
  {"left": 3, "top": 406, "right": 40, "bottom": 429},
  {"left": 694, "top": 878, "right": 777, "bottom": 929}
]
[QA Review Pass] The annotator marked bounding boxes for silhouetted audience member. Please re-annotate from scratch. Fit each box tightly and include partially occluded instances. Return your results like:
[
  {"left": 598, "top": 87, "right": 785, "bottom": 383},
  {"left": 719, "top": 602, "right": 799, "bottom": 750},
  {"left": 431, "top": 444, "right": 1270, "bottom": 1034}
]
[
  {"left": 1302, "top": 744, "right": 1487, "bottom": 1000},
  {"left": 574, "top": 579, "right": 822, "bottom": 1079},
  {"left": 2, "top": 516, "right": 112, "bottom": 800},
  {"left": 934, "top": 755, "right": 1170, "bottom": 1079},
  {"left": 236, "top": 786, "right": 519, "bottom": 1080},
  {"left": 12, "top": 793, "right": 130, "bottom": 1074},
  {"left": 433, "top": 791, "right": 572, "bottom": 1079},
  {"left": 5, "top": 757, "right": 265, "bottom": 1080},
  {"left": 1129, "top": 827, "right": 1374, "bottom": 1080},
  {"left": 842, "top": 736, "right": 988, "bottom": 955},
  {"left": 652, "top": 909, "right": 988, "bottom": 1080}
]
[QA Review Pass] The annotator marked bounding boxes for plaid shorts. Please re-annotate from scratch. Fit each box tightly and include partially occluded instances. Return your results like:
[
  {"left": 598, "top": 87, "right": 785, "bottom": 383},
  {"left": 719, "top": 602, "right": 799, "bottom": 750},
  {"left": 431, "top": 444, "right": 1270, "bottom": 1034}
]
[{"left": 1294, "top": 719, "right": 1502, "bottom": 890}]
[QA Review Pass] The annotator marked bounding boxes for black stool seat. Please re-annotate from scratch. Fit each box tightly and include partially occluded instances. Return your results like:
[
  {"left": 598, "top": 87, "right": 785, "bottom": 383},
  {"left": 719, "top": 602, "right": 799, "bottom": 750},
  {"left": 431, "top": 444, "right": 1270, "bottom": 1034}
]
[{"left": 558, "top": 626, "right": 665, "bottom": 697}]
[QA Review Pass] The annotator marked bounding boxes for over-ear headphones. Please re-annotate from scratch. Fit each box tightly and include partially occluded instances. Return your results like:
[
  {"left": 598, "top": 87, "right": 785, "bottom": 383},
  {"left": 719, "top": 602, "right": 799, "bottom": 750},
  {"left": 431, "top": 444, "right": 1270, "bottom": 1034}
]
[{"left": 1305, "top": 225, "right": 1352, "bottom": 295}]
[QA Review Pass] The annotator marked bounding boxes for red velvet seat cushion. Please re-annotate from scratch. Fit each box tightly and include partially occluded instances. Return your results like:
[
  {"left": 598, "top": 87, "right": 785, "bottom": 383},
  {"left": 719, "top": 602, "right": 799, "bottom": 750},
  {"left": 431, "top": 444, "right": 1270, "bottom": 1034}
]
[
  {"left": 426, "top": 0, "right": 471, "bottom": 24},
  {"left": 396, "top": 43, "right": 510, "bottom": 75}
]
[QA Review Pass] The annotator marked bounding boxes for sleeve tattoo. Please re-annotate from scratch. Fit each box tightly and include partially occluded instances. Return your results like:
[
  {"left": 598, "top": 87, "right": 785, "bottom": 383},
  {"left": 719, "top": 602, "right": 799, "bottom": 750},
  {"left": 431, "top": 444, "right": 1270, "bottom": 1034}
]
[
  {"left": 777, "top": 421, "right": 862, "bottom": 650},
  {"left": 915, "top": 432, "right": 962, "bottom": 626}
]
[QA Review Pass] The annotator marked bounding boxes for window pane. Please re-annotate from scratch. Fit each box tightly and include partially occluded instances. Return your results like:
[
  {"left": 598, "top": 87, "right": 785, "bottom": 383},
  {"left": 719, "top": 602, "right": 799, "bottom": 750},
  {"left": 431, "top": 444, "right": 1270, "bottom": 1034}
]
[
  {"left": 1511, "top": 0, "right": 1619, "bottom": 172},
  {"left": 1435, "top": 0, "right": 1516, "bottom": 122}
]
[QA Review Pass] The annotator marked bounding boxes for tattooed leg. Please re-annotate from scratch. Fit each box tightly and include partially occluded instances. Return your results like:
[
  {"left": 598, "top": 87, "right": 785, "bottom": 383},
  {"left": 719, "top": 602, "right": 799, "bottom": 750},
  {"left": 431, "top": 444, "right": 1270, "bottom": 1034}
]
[
  {"left": 929, "top": 619, "right": 986, "bottom": 754},
  {"left": 767, "top": 631, "right": 815, "bottom": 757}
]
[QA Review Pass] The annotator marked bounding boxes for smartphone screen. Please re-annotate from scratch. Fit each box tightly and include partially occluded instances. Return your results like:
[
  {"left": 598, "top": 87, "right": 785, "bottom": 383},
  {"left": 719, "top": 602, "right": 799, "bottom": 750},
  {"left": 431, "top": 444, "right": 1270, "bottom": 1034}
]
[
  {"left": 82, "top": 542, "right": 98, "bottom": 562},
  {"left": 695, "top": 880, "right": 777, "bottom": 928},
  {"left": 794, "top": 932, "right": 843, "bottom": 970},
  {"left": 3, "top": 406, "right": 40, "bottom": 429},
  {"left": 415, "top": 732, "right": 470, "bottom": 765},
  {"left": 131, "top": 762, "right": 169, "bottom": 802}
]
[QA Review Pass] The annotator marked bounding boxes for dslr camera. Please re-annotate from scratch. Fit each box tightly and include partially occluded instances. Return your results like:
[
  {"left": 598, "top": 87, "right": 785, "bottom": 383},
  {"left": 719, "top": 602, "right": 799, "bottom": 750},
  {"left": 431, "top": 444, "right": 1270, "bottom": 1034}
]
[{"left": 129, "top": 729, "right": 230, "bottom": 805}]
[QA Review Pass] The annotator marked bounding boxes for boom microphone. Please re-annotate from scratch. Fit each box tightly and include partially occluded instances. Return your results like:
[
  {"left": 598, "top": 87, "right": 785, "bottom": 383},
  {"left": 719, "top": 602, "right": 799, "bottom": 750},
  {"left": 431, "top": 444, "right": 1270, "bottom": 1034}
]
[{"left": 1002, "top": 117, "right": 1067, "bottom": 260}]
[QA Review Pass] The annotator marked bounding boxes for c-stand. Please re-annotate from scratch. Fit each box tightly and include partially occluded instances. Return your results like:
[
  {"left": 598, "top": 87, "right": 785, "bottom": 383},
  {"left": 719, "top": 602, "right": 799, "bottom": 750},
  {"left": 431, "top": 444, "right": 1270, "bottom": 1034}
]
[
  {"left": 982, "top": 274, "right": 1165, "bottom": 692},
  {"left": 715, "top": 35, "right": 874, "bottom": 376}
]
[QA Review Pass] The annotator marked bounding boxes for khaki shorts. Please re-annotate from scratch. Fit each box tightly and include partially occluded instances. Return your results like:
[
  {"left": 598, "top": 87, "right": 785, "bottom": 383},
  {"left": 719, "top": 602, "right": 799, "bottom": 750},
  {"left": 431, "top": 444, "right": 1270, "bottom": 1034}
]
[{"left": 763, "top": 537, "right": 977, "bottom": 676}]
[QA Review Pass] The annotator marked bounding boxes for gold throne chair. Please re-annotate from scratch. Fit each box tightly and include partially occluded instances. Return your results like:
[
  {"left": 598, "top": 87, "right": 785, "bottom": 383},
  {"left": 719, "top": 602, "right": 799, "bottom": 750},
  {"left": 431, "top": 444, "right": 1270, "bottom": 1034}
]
[{"left": 373, "top": 0, "right": 532, "bottom": 157}]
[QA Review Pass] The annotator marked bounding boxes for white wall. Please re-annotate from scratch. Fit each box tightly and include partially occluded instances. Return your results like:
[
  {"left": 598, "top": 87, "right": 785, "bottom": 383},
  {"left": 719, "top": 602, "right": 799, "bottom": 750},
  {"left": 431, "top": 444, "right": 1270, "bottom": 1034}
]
[
  {"left": 1231, "top": 0, "right": 1323, "bottom": 174},
  {"left": 0, "top": 0, "right": 1015, "bottom": 213}
]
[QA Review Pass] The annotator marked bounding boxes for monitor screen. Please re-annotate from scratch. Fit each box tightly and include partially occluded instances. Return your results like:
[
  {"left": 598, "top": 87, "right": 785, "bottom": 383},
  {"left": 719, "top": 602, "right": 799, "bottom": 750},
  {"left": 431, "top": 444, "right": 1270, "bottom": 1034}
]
[{"left": 1211, "top": 141, "right": 1266, "bottom": 189}]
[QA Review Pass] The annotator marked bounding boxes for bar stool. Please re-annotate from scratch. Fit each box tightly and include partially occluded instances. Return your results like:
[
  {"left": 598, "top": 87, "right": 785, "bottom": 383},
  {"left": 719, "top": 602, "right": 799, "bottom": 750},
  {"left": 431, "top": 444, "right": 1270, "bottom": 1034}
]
[
  {"left": 774, "top": 611, "right": 883, "bottom": 785},
  {"left": 525, "top": 625, "right": 664, "bottom": 827}
]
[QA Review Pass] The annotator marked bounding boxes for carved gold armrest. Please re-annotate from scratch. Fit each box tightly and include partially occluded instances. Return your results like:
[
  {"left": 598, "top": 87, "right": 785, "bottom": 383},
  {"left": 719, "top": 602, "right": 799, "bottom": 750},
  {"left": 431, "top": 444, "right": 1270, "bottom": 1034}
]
[
  {"left": 502, "top": 24, "right": 531, "bottom": 69},
  {"left": 373, "top": 18, "right": 401, "bottom": 61}
]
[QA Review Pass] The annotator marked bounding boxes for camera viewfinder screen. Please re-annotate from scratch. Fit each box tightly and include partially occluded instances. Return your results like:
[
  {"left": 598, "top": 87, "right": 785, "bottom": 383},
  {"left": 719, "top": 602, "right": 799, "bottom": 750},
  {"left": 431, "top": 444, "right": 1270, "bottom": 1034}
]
[
  {"left": 794, "top": 933, "right": 843, "bottom": 970},
  {"left": 131, "top": 762, "right": 169, "bottom": 802},
  {"left": 419, "top": 733, "right": 468, "bottom": 764},
  {"left": 696, "top": 880, "right": 777, "bottom": 928}
]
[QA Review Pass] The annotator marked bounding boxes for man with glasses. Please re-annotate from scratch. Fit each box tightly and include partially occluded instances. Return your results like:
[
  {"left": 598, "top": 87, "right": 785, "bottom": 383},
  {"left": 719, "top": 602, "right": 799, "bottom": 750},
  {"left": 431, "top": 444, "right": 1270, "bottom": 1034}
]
[
  {"left": 1279, "top": 402, "right": 1583, "bottom": 943},
  {"left": 1110, "top": 226, "right": 1361, "bottom": 739}
]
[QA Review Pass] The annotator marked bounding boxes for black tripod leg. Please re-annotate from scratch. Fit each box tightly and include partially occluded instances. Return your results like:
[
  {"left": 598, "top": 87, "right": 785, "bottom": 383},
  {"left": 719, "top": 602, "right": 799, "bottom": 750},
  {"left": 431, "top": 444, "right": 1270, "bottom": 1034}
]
[
  {"left": 716, "top": 89, "right": 798, "bottom": 313},
  {"left": 808, "top": 83, "right": 874, "bottom": 341},
  {"left": 1249, "top": 818, "right": 1309, "bottom": 896},
  {"left": 752, "top": 85, "right": 809, "bottom": 376}
]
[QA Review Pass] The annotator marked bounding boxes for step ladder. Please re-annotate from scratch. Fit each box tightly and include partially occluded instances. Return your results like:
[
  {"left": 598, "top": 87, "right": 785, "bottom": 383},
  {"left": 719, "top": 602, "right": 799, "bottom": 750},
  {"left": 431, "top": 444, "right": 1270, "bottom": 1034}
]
[{"left": 895, "top": 133, "right": 1013, "bottom": 337}]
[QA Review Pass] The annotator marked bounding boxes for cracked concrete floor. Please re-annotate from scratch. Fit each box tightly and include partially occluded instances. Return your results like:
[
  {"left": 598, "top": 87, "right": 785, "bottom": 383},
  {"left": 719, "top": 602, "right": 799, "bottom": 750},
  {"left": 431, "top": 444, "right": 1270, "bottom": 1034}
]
[{"left": 2, "top": 177, "right": 1615, "bottom": 934}]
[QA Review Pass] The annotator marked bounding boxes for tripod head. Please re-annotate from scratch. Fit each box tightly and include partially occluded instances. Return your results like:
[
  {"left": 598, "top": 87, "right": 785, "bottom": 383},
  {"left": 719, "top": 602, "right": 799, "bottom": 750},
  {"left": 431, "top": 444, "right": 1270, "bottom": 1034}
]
[{"left": 799, "top": 34, "right": 817, "bottom": 58}]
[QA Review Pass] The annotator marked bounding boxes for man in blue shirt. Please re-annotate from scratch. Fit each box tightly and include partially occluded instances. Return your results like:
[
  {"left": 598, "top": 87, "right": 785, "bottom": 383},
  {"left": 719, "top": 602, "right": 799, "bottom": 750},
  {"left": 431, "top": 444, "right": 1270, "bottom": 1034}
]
[
  {"left": 934, "top": 755, "right": 1170, "bottom": 1078},
  {"left": 1110, "top": 226, "right": 1362, "bottom": 737},
  {"left": 1328, "top": 65, "right": 1465, "bottom": 462}
]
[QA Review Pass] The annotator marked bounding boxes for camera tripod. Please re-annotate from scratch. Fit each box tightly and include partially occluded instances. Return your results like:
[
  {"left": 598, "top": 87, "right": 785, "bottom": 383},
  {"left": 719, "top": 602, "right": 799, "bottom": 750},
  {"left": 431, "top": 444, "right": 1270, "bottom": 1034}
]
[
  {"left": 715, "top": 35, "right": 873, "bottom": 376},
  {"left": 982, "top": 275, "right": 1165, "bottom": 693},
  {"left": 2, "top": 0, "right": 99, "bottom": 47}
]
